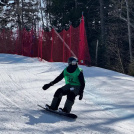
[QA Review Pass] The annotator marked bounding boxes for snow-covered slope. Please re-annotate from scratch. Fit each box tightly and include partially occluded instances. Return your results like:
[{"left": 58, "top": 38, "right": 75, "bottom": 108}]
[{"left": 0, "top": 54, "right": 134, "bottom": 134}]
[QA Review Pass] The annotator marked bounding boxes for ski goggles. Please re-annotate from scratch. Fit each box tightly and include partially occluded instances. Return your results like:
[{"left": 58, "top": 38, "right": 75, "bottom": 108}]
[{"left": 70, "top": 60, "right": 78, "bottom": 65}]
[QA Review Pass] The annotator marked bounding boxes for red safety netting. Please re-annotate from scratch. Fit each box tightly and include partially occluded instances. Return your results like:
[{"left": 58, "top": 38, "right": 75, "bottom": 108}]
[
  {"left": 79, "top": 15, "right": 91, "bottom": 65},
  {"left": 0, "top": 16, "right": 91, "bottom": 66}
]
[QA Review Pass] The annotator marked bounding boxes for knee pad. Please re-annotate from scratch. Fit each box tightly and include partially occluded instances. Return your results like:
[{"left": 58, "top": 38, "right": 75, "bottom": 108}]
[
  {"left": 54, "top": 88, "right": 63, "bottom": 98},
  {"left": 67, "top": 91, "right": 76, "bottom": 102}
]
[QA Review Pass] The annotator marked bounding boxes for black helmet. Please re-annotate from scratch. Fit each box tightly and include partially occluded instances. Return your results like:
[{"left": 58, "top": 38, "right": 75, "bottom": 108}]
[{"left": 68, "top": 57, "right": 78, "bottom": 65}]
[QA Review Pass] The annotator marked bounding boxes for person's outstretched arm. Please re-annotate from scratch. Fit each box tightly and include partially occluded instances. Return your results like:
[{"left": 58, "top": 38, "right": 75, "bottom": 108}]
[
  {"left": 42, "top": 71, "right": 64, "bottom": 90},
  {"left": 51, "top": 71, "right": 64, "bottom": 85}
]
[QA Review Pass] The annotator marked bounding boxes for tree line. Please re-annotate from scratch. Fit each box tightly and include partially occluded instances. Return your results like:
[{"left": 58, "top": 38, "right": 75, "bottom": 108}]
[{"left": 0, "top": 0, "right": 134, "bottom": 75}]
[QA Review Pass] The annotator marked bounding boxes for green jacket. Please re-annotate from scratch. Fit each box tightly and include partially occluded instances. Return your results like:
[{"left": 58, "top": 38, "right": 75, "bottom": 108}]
[{"left": 63, "top": 67, "right": 82, "bottom": 86}]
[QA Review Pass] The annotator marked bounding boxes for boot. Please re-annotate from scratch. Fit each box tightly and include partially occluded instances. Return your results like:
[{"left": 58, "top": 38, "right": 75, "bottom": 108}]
[
  {"left": 63, "top": 99, "right": 74, "bottom": 113},
  {"left": 50, "top": 97, "right": 61, "bottom": 110}
]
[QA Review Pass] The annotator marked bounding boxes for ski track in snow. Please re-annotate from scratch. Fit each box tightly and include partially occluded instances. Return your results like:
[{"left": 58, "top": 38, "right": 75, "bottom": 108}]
[{"left": 0, "top": 54, "right": 134, "bottom": 134}]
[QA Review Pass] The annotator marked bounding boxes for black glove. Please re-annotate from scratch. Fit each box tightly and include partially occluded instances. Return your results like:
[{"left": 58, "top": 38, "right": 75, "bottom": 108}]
[
  {"left": 79, "top": 93, "right": 83, "bottom": 100},
  {"left": 42, "top": 82, "right": 53, "bottom": 90}
]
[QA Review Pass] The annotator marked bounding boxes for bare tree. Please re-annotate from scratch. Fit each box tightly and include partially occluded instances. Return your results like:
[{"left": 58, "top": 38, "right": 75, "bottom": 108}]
[
  {"left": 15, "top": 0, "right": 21, "bottom": 30},
  {"left": 99, "top": 0, "right": 105, "bottom": 45},
  {"left": 40, "top": 0, "right": 45, "bottom": 29},
  {"left": 125, "top": 0, "right": 133, "bottom": 62}
]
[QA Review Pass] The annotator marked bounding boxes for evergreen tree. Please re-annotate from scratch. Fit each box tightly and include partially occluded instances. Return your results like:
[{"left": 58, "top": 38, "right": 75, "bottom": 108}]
[{"left": 0, "top": 0, "right": 41, "bottom": 30}]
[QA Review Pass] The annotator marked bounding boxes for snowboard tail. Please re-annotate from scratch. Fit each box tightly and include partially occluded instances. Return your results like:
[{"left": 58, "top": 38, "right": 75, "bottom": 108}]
[{"left": 37, "top": 104, "right": 77, "bottom": 119}]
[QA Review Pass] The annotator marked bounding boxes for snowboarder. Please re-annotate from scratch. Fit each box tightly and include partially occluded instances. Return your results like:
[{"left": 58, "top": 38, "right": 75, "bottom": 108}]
[{"left": 42, "top": 57, "right": 85, "bottom": 113}]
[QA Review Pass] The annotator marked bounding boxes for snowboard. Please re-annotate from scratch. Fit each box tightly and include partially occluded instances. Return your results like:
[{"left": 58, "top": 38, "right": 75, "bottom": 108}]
[{"left": 37, "top": 104, "right": 77, "bottom": 119}]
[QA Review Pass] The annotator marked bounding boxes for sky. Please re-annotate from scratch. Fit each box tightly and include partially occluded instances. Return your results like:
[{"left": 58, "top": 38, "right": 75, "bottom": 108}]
[{"left": 0, "top": 53, "right": 134, "bottom": 134}]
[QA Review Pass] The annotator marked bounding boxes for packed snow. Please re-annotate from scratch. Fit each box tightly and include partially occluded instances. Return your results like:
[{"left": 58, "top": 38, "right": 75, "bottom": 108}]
[{"left": 0, "top": 54, "right": 134, "bottom": 134}]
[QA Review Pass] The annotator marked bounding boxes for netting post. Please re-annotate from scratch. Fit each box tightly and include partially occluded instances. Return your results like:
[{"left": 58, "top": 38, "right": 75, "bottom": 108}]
[
  {"left": 78, "top": 15, "right": 85, "bottom": 65},
  {"left": 62, "top": 29, "right": 65, "bottom": 62},
  {"left": 39, "top": 30, "right": 43, "bottom": 61},
  {"left": 50, "top": 28, "right": 54, "bottom": 62},
  {"left": 29, "top": 30, "right": 31, "bottom": 57},
  {"left": 38, "top": 30, "right": 39, "bottom": 58},
  {"left": 22, "top": 29, "right": 24, "bottom": 56},
  {"left": 40, "top": 30, "right": 43, "bottom": 61},
  {"left": 69, "top": 25, "right": 72, "bottom": 57},
  {"left": 38, "top": 29, "right": 43, "bottom": 61}
]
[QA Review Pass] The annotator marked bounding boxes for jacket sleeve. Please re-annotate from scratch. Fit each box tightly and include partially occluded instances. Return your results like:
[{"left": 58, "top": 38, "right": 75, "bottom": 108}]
[
  {"left": 78, "top": 71, "right": 85, "bottom": 94},
  {"left": 51, "top": 71, "right": 64, "bottom": 85}
]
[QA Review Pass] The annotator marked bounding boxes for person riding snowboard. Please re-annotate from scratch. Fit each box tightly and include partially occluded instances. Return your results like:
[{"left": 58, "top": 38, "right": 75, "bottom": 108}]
[{"left": 42, "top": 57, "right": 85, "bottom": 113}]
